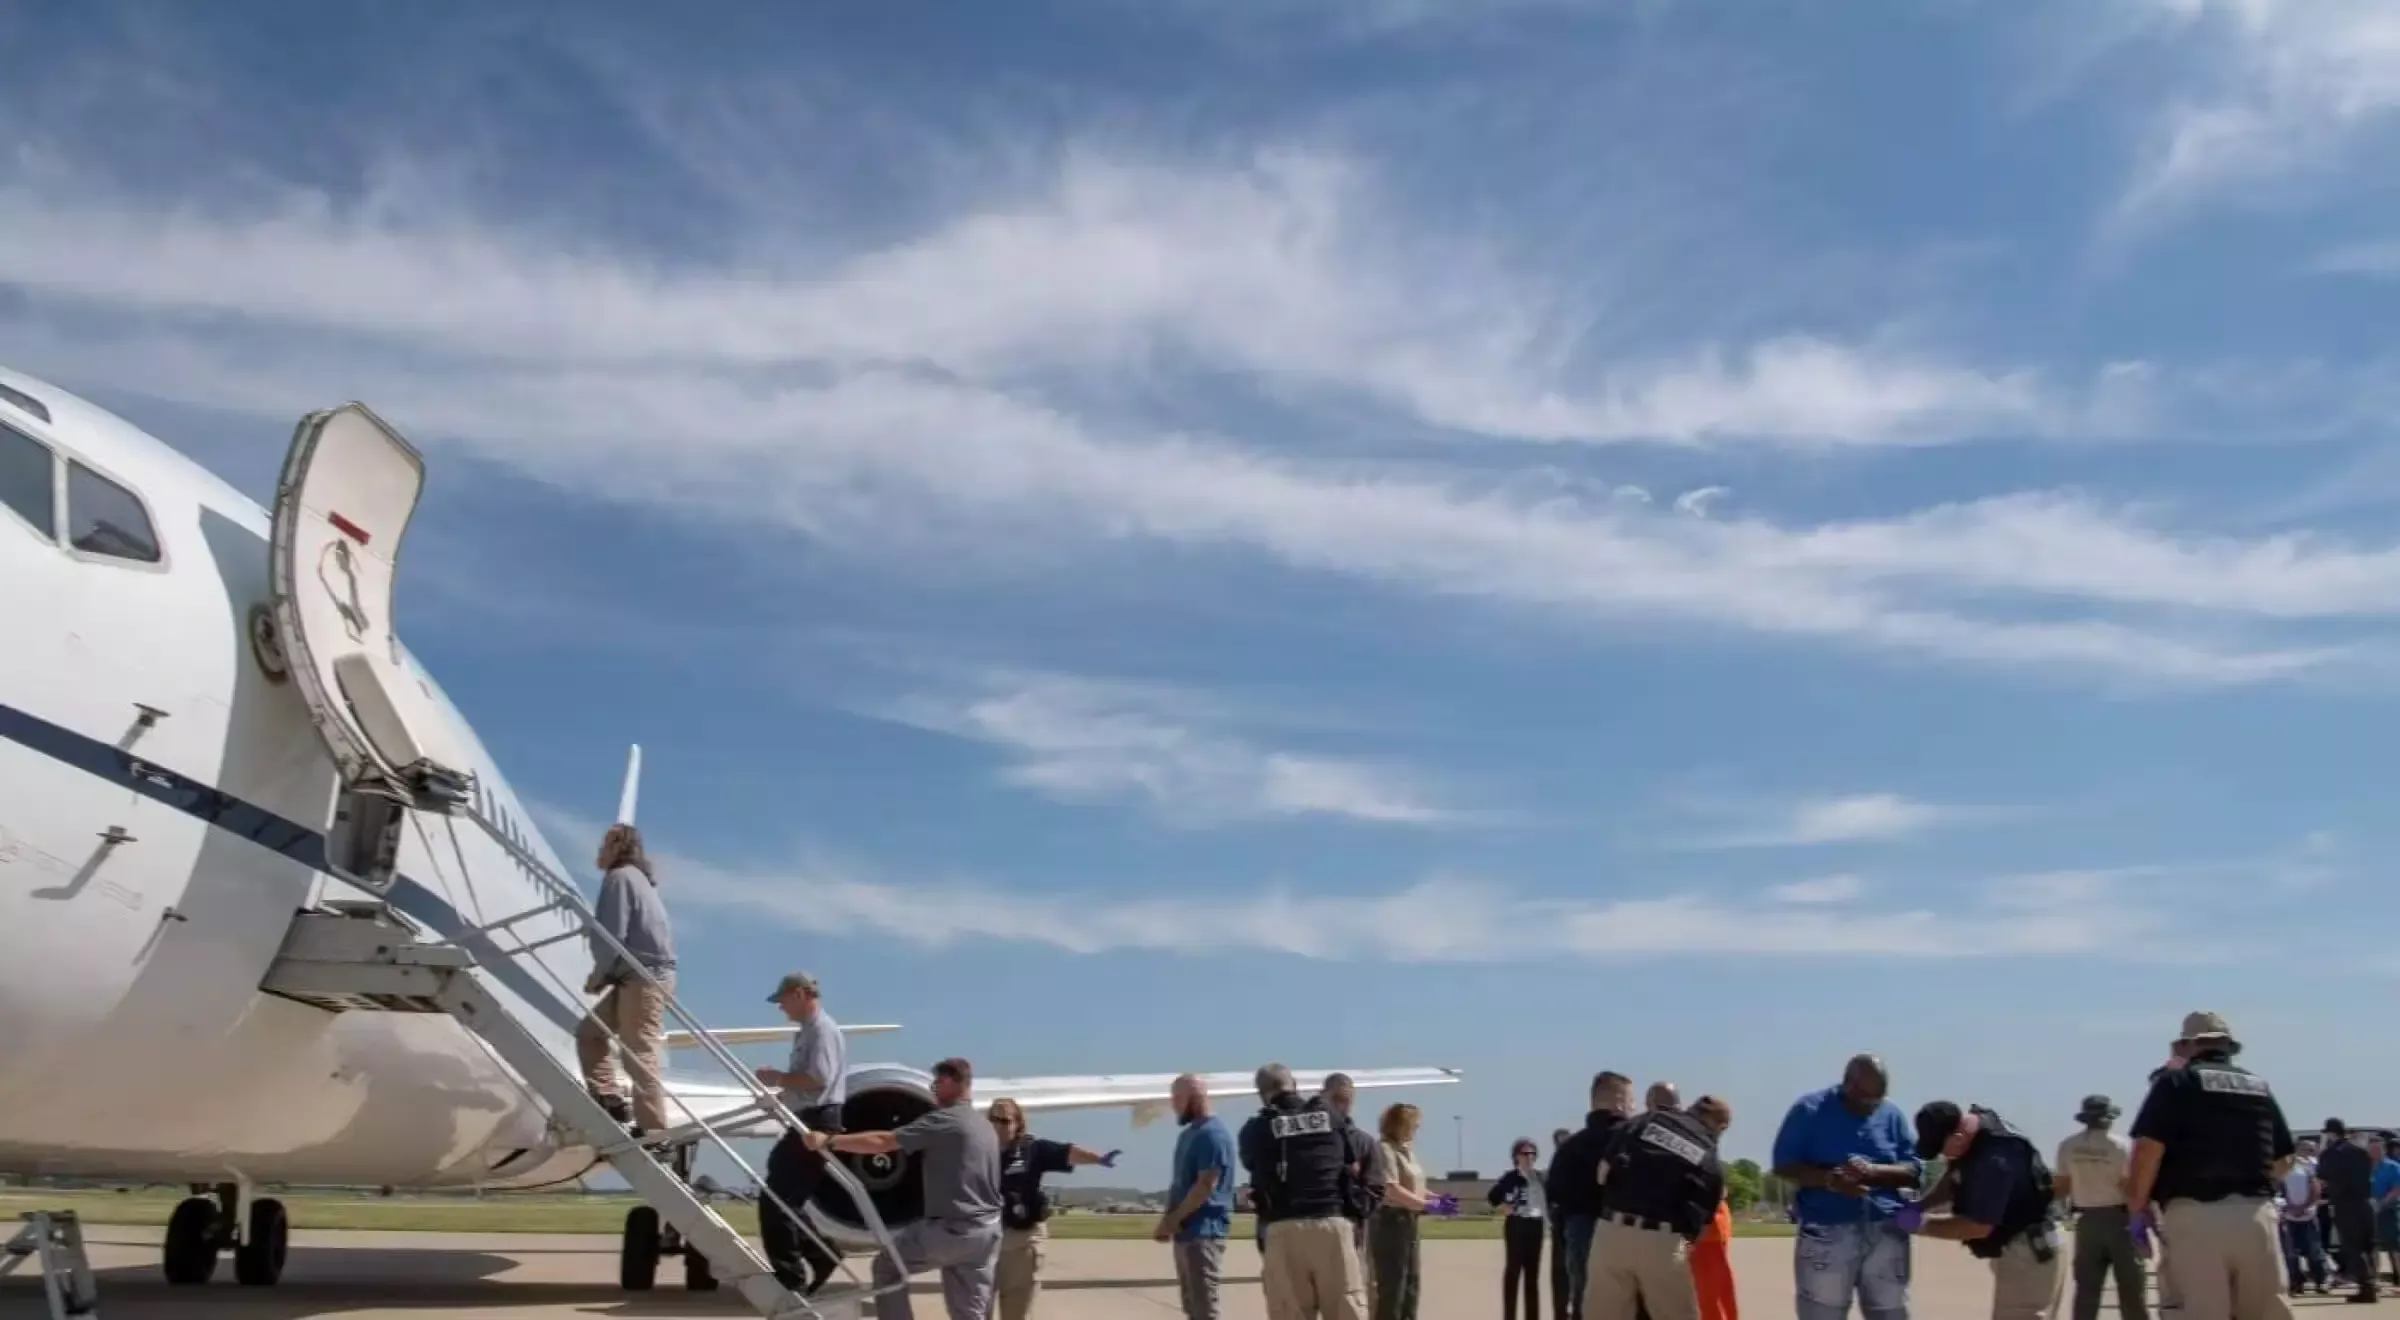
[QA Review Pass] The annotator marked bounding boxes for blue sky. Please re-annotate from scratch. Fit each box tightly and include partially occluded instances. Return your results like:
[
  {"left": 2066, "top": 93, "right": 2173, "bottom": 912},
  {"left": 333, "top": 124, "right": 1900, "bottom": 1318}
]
[{"left": 8, "top": 0, "right": 2400, "bottom": 1188}]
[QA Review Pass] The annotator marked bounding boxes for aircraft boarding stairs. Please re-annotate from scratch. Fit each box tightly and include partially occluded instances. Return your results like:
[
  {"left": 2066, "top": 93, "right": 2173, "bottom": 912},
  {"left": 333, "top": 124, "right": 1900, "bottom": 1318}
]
[
  {"left": 255, "top": 788, "right": 907, "bottom": 1320},
  {"left": 3, "top": 1211, "right": 99, "bottom": 1319}
]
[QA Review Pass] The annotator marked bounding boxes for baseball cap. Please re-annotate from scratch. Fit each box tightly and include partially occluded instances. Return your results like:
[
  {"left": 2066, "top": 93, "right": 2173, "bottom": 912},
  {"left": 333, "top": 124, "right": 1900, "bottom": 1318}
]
[
  {"left": 766, "top": 972, "right": 820, "bottom": 1002},
  {"left": 1913, "top": 1100, "right": 1963, "bottom": 1161}
]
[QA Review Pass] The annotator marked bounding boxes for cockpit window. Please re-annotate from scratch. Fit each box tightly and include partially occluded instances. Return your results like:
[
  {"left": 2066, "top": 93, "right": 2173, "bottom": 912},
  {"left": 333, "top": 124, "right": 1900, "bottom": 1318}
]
[
  {"left": 65, "top": 460, "right": 163, "bottom": 564},
  {"left": 0, "top": 422, "right": 57, "bottom": 540}
]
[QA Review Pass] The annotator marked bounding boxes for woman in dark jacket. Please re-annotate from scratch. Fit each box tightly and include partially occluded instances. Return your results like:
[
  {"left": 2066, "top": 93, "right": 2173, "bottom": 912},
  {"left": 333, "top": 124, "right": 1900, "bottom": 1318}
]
[{"left": 1488, "top": 1137, "right": 1548, "bottom": 1320}]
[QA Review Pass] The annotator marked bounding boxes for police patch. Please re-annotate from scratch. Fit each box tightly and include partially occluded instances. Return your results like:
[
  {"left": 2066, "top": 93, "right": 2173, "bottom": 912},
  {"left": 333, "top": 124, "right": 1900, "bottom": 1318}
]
[
  {"left": 1641, "top": 1124, "right": 1707, "bottom": 1165},
  {"left": 2195, "top": 1069, "right": 2271, "bottom": 1097},
  {"left": 1271, "top": 1111, "right": 1335, "bottom": 1139}
]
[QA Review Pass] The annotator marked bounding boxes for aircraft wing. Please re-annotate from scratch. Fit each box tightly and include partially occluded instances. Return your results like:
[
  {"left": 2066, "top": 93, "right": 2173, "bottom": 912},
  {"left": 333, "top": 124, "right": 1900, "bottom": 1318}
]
[
  {"left": 663, "top": 1024, "right": 903, "bottom": 1050},
  {"left": 652, "top": 1064, "right": 1461, "bottom": 1141},
  {"left": 983, "top": 1067, "right": 1463, "bottom": 1126}
]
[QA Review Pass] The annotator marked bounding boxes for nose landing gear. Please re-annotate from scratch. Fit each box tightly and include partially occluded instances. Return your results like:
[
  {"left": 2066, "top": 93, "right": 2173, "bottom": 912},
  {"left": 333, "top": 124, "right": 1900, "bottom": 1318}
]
[{"left": 617, "top": 1143, "right": 724, "bottom": 1293}]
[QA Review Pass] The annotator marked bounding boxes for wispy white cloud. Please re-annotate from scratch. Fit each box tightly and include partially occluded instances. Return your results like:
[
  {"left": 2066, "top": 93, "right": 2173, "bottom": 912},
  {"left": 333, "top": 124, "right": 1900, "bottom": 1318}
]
[
  {"left": 1673, "top": 485, "right": 1731, "bottom": 517},
  {"left": 1690, "top": 792, "right": 2001, "bottom": 850},
  {"left": 0, "top": 333, "right": 2365, "bottom": 689},
  {"left": 1, "top": 104, "right": 2395, "bottom": 687},
  {"left": 870, "top": 672, "right": 1461, "bottom": 826},
  {"left": 535, "top": 806, "right": 2171, "bottom": 961},
  {"left": 2310, "top": 240, "right": 2400, "bottom": 278},
  {"left": 2104, "top": 0, "right": 2400, "bottom": 235},
  {"left": 0, "top": 154, "right": 2147, "bottom": 454},
  {"left": 1767, "top": 874, "right": 1867, "bottom": 905}
]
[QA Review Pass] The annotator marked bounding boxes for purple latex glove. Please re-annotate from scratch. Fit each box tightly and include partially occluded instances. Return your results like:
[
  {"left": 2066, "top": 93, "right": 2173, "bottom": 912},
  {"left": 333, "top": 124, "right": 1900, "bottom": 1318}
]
[
  {"left": 2129, "top": 1210, "right": 2154, "bottom": 1260},
  {"left": 1425, "top": 1193, "right": 1460, "bottom": 1218},
  {"left": 1892, "top": 1203, "right": 1926, "bottom": 1233},
  {"left": 1099, "top": 1149, "right": 1122, "bottom": 1168}
]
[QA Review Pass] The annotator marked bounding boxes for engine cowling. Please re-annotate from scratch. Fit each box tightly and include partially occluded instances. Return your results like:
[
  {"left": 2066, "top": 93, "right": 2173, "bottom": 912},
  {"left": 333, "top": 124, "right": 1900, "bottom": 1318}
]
[{"left": 803, "top": 1064, "right": 940, "bottom": 1252}]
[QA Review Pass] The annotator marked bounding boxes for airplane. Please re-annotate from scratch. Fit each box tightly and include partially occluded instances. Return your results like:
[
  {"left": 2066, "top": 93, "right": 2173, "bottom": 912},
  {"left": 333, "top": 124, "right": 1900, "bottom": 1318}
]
[{"left": 0, "top": 364, "right": 1460, "bottom": 1300}]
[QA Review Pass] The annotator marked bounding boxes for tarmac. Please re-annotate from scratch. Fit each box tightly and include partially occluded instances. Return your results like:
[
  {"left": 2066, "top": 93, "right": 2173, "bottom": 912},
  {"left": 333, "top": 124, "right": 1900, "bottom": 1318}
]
[{"left": 2, "top": 1222, "right": 2193, "bottom": 1318}]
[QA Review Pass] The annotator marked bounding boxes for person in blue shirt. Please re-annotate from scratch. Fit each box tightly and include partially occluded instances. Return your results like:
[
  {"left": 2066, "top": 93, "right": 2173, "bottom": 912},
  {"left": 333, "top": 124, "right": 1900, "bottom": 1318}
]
[
  {"left": 1154, "top": 1073, "right": 1237, "bottom": 1320},
  {"left": 1770, "top": 1054, "right": 1925, "bottom": 1320},
  {"left": 2371, "top": 1136, "right": 2400, "bottom": 1289}
]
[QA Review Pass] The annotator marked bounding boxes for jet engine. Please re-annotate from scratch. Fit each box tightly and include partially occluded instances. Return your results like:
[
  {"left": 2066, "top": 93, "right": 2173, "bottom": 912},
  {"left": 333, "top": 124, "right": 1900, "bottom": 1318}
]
[{"left": 802, "top": 1064, "right": 942, "bottom": 1252}]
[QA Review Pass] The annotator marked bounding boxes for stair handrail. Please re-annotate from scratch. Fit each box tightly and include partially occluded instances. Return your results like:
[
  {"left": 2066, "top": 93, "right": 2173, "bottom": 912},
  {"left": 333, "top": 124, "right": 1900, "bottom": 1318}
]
[{"left": 429, "top": 801, "right": 911, "bottom": 1307}]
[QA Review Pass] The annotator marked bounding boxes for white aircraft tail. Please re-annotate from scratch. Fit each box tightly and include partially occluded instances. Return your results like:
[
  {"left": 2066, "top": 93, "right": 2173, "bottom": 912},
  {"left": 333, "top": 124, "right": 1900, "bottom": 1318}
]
[{"left": 616, "top": 744, "right": 642, "bottom": 826}]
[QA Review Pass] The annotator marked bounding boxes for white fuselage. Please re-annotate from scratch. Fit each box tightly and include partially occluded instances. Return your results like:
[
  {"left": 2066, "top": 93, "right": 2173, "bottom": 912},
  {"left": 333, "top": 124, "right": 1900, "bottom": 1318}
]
[{"left": 0, "top": 374, "right": 605, "bottom": 1191}]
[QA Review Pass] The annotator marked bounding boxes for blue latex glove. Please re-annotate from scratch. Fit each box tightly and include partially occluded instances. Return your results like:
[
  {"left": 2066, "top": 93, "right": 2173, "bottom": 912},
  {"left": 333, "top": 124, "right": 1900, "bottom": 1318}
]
[
  {"left": 1099, "top": 1149, "right": 1122, "bottom": 1168},
  {"left": 2129, "top": 1210, "right": 2154, "bottom": 1260},
  {"left": 1892, "top": 1203, "right": 1926, "bottom": 1233}
]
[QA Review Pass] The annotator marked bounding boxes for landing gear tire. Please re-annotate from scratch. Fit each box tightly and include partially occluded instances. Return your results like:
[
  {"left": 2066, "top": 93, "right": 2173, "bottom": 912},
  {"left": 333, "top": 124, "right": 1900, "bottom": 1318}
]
[
  {"left": 234, "top": 1197, "right": 290, "bottom": 1286},
  {"left": 620, "top": 1205, "right": 661, "bottom": 1291},
  {"left": 683, "top": 1247, "right": 718, "bottom": 1292},
  {"left": 163, "top": 1196, "right": 220, "bottom": 1285}
]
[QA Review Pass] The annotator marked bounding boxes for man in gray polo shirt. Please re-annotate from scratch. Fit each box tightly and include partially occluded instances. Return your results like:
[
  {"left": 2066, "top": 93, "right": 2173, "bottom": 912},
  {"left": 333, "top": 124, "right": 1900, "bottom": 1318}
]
[
  {"left": 752, "top": 972, "right": 849, "bottom": 1294},
  {"left": 814, "top": 1056, "right": 1002, "bottom": 1320}
]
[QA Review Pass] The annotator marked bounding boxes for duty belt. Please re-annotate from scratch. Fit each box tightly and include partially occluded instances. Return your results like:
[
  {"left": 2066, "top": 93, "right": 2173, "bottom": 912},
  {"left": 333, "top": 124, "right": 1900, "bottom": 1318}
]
[{"left": 1604, "top": 1210, "right": 1675, "bottom": 1233}]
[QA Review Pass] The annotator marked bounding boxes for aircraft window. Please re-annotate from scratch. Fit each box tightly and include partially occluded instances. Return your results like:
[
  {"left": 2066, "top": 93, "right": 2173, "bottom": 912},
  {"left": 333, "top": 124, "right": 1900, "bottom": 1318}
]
[
  {"left": 65, "top": 461, "right": 163, "bottom": 564},
  {"left": 0, "top": 423, "right": 56, "bottom": 539},
  {"left": 0, "top": 382, "right": 51, "bottom": 425}
]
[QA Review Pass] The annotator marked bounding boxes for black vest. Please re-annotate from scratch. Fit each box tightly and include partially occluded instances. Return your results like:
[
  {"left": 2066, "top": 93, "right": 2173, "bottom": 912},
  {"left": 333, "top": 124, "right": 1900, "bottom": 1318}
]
[
  {"left": 1000, "top": 1136, "right": 1062, "bottom": 1231},
  {"left": 1951, "top": 1108, "right": 2054, "bottom": 1258},
  {"left": 1596, "top": 1110, "right": 1723, "bottom": 1240},
  {"left": 1249, "top": 1095, "right": 1351, "bottom": 1223},
  {"left": 2151, "top": 1055, "right": 2284, "bottom": 1204}
]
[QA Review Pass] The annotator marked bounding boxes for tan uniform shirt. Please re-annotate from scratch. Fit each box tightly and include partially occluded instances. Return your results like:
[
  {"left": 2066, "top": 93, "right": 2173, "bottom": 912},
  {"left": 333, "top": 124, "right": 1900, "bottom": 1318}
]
[
  {"left": 1374, "top": 1140, "right": 1427, "bottom": 1202},
  {"left": 2057, "top": 1128, "right": 2131, "bottom": 1209}
]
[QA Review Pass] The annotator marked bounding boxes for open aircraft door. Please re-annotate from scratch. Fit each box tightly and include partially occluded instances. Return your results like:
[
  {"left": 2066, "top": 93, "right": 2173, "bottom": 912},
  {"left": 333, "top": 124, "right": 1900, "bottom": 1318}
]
[{"left": 267, "top": 405, "right": 472, "bottom": 874}]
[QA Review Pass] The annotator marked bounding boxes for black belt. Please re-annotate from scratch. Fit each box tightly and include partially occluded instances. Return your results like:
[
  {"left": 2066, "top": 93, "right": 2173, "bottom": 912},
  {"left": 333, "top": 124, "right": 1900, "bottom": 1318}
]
[
  {"left": 783, "top": 1104, "right": 844, "bottom": 1136},
  {"left": 1604, "top": 1210, "right": 1675, "bottom": 1233}
]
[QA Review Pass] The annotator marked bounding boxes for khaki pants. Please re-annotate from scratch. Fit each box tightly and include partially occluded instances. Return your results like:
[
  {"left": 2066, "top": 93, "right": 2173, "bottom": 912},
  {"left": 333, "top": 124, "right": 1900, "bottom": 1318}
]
[
  {"left": 1263, "top": 1215, "right": 1365, "bottom": 1320},
  {"left": 998, "top": 1223, "right": 1046, "bottom": 1320},
  {"left": 574, "top": 975, "right": 670, "bottom": 1131},
  {"left": 1585, "top": 1218, "right": 1699, "bottom": 1320},
  {"left": 2159, "top": 1196, "right": 2292, "bottom": 1320},
  {"left": 1989, "top": 1233, "right": 2066, "bottom": 1320}
]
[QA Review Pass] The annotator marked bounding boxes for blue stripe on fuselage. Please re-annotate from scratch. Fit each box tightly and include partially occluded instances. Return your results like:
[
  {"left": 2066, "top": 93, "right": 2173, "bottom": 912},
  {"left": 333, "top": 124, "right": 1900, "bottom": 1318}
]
[{"left": 0, "top": 699, "right": 586, "bottom": 1033}]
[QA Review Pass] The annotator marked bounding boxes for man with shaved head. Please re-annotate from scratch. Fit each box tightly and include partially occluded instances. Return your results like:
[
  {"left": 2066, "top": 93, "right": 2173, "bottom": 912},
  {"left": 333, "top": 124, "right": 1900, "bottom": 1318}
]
[
  {"left": 1155, "top": 1074, "right": 1235, "bottom": 1320},
  {"left": 1648, "top": 1083, "right": 1682, "bottom": 1113},
  {"left": 1771, "top": 1054, "right": 1924, "bottom": 1320}
]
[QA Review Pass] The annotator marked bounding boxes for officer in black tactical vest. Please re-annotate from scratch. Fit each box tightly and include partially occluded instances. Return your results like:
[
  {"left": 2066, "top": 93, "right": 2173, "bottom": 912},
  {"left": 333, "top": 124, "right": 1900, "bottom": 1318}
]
[
  {"left": 2125, "top": 1011, "right": 2297, "bottom": 1320},
  {"left": 1584, "top": 1090, "right": 1725, "bottom": 1320},
  {"left": 1239, "top": 1062, "right": 1366, "bottom": 1320},
  {"left": 1899, "top": 1101, "right": 2063, "bottom": 1319}
]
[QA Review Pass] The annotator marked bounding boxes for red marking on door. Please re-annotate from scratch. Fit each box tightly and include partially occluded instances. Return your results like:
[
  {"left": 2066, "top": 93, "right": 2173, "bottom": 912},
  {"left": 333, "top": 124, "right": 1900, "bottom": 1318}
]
[{"left": 329, "top": 513, "right": 372, "bottom": 546}]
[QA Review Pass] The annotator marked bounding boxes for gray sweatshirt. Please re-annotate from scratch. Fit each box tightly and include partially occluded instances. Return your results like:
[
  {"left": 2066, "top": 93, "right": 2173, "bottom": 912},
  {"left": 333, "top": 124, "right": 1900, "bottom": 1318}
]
[{"left": 590, "top": 864, "right": 676, "bottom": 982}]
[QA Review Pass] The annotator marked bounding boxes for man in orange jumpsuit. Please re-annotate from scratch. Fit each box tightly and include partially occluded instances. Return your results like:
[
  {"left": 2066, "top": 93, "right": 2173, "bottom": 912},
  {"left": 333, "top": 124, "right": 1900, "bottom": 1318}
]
[{"left": 1691, "top": 1096, "right": 1739, "bottom": 1320}]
